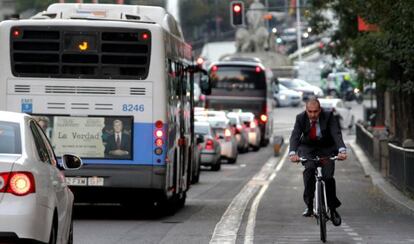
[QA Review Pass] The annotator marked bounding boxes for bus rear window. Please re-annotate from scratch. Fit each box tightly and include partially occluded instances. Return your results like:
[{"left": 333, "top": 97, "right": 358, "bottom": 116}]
[{"left": 210, "top": 66, "right": 266, "bottom": 90}]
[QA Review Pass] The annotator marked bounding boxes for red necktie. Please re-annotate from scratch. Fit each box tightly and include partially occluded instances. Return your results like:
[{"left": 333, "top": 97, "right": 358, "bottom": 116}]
[
  {"left": 116, "top": 134, "right": 121, "bottom": 149},
  {"left": 310, "top": 121, "right": 317, "bottom": 140}
]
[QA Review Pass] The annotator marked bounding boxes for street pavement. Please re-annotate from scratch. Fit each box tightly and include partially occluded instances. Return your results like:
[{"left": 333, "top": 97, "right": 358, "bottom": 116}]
[{"left": 72, "top": 103, "right": 414, "bottom": 244}]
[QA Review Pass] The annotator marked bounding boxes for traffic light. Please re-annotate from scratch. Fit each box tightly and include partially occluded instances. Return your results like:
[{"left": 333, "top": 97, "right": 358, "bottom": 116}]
[{"left": 230, "top": 1, "right": 244, "bottom": 27}]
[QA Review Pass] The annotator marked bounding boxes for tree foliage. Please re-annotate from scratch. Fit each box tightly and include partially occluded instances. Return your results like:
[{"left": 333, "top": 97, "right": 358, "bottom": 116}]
[{"left": 310, "top": 0, "right": 414, "bottom": 141}]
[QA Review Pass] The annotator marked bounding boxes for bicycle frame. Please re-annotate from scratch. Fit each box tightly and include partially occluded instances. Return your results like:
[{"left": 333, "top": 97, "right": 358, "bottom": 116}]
[{"left": 315, "top": 166, "right": 329, "bottom": 219}]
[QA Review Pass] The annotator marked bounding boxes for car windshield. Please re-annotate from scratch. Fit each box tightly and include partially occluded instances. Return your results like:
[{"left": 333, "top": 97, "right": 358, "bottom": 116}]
[
  {"left": 0, "top": 121, "right": 22, "bottom": 154},
  {"left": 279, "top": 84, "right": 289, "bottom": 90},
  {"left": 279, "top": 79, "right": 300, "bottom": 89}
]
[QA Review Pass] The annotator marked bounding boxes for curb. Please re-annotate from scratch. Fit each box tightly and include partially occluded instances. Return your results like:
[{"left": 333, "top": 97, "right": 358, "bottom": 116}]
[{"left": 349, "top": 141, "right": 414, "bottom": 212}]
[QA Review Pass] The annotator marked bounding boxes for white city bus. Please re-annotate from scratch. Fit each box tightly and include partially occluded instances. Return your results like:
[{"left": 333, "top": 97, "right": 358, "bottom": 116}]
[{"left": 0, "top": 3, "right": 207, "bottom": 211}]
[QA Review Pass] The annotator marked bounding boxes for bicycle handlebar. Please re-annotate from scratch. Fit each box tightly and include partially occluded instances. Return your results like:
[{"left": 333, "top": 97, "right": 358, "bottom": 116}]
[{"left": 298, "top": 156, "right": 338, "bottom": 162}]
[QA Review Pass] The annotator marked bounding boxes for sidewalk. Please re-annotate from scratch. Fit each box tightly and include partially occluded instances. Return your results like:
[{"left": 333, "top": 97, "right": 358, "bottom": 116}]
[{"left": 349, "top": 141, "right": 414, "bottom": 212}]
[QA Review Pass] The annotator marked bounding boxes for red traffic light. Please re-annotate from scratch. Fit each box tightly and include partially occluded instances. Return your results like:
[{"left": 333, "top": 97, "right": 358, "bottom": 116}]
[
  {"left": 233, "top": 4, "right": 241, "bottom": 13},
  {"left": 230, "top": 1, "right": 244, "bottom": 26}
]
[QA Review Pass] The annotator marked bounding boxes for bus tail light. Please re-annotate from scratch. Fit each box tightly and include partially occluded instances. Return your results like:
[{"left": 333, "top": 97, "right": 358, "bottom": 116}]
[
  {"left": 155, "top": 129, "right": 163, "bottom": 138},
  {"left": 205, "top": 139, "right": 214, "bottom": 150},
  {"left": 0, "top": 172, "right": 35, "bottom": 196},
  {"left": 155, "top": 138, "right": 163, "bottom": 147}
]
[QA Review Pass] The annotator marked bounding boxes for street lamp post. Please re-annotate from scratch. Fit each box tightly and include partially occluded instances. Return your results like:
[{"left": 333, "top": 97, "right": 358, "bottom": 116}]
[{"left": 296, "top": 0, "right": 302, "bottom": 62}]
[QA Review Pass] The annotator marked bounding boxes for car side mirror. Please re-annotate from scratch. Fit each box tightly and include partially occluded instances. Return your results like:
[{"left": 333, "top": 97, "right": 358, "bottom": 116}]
[{"left": 61, "top": 154, "right": 82, "bottom": 170}]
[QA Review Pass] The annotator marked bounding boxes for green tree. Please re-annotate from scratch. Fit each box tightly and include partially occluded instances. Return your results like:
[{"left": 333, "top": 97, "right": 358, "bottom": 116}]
[{"left": 310, "top": 0, "right": 414, "bottom": 143}]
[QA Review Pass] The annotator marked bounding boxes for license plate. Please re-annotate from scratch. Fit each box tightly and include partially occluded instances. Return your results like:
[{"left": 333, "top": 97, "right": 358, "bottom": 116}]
[
  {"left": 66, "top": 177, "right": 87, "bottom": 186},
  {"left": 87, "top": 177, "right": 104, "bottom": 186}
]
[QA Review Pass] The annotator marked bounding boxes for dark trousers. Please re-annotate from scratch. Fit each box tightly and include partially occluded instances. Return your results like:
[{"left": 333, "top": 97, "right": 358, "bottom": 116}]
[{"left": 302, "top": 159, "right": 341, "bottom": 209}]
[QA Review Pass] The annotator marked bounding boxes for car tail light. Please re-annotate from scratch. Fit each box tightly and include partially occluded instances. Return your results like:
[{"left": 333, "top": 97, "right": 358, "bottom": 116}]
[
  {"left": 260, "top": 114, "right": 268, "bottom": 123},
  {"left": 250, "top": 120, "right": 256, "bottom": 129},
  {"left": 205, "top": 139, "right": 214, "bottom": 150},
  {"left": 0, "top": 172, "right": 35, "bottom": 196},
  {"left": 225, "top": 128, "right": 232, "bottom": 137},
  {"left": 236, "top": 124, "right": 242, "bottom": 132}
]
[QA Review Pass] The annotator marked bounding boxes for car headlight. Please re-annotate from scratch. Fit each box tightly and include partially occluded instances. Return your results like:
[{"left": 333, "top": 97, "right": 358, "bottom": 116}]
[
  {"left": 280, "top": 94, "right": 287, "bottom": 100},
  {"left": 354, "top": 88, "right": 360, "bottom": 93}
]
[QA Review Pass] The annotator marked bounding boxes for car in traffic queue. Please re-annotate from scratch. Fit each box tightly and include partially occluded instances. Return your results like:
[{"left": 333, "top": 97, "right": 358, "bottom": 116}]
[
  {"left": 272, "top": 83, "right": 303, "bottom": 107},
  {"left": 226, "top": 112, "right": 249, "bottom": 153},
  {"left": 319, "top": 98, "right": 355, "bottom": 129},
  {"left": 239, "top": 112, "right": 261, "bottom": 151},
  {"left": 278, "top": 78, "right": 323, "bottom": 100},
  {"left": 194, "top": 121, "right": 222, "bottom": 171},
  {"left": 0, "top": 111, "right": 82, "bottom": 244},
  {"left": 207, "top": 117, "right": 238, "bottom": 164}
]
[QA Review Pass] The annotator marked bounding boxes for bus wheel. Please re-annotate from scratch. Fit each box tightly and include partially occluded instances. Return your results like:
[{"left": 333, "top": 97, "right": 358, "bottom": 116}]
[{"left": 176, "top": 192, "right": 186, "bottom": 209}]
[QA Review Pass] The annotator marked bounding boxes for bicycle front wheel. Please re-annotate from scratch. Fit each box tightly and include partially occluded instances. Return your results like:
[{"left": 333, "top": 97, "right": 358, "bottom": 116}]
[{"left": 317, "top": 182, "right": 327, "bottom": 243}]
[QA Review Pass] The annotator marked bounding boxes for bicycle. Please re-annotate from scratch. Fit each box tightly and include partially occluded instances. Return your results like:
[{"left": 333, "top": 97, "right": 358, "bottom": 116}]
[{"left": 298, "top": 156, "right": 338, "bottom": 243}]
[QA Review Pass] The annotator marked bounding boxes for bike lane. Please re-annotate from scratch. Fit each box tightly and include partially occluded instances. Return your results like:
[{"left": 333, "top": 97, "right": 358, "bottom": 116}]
[{"left": 241, "top": 144, "right": 414, "bottom": 244}]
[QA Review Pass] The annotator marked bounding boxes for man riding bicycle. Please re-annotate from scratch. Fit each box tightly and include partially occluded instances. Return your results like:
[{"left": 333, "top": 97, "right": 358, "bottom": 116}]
[{"left": 289, "top": 97, "right": 347, "bottom": 226}]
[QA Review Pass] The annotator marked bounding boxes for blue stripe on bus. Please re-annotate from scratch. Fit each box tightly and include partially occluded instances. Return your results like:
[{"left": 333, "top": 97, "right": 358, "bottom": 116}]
[{"left": 80, "top": 123, "right": 166, "bottom": 166}]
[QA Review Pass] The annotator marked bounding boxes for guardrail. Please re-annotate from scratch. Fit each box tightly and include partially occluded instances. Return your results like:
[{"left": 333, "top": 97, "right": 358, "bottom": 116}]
[
  {"left": 355, "top": 123, "right": 374, "bottom": 159},
  {"left": 388, "top": 143, "right": 414, "bottom": 195}
]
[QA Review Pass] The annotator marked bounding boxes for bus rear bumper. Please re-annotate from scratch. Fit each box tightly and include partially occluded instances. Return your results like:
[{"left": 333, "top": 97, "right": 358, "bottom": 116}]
[{"left": 64, "top": 164, "right": 166, "bottom": 203}]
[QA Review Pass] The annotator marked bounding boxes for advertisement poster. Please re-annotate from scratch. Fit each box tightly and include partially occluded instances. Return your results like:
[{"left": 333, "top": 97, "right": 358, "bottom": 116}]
[
  {"left": 33, "top": 115, "right": 132, "bottom": 159},
  {"left": 52, "top": 117, "right": 106, "bottom": 158}
]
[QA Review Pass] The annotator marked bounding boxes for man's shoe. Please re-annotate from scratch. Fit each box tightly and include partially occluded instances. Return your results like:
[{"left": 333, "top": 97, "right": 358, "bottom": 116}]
[
  {"left": 302, "top": 207, "right": 314, "bottom": 217},
  {"left": 330, "top": 208, "right": 342, "bottom": 226}
]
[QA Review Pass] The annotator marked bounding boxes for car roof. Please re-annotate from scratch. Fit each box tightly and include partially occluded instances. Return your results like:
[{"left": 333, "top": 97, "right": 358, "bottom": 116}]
[
  {"left": 0, "top": 111, "right": 28, "bottom": 123},
  {"left": 209, "top": 60, "right": 266, "bottom": 70},
  {"left": 194, "top": 121, "right": 211, "bottom": 127},
  {"left": 319, "top": 98, "right": 341, "bottom": 105}
]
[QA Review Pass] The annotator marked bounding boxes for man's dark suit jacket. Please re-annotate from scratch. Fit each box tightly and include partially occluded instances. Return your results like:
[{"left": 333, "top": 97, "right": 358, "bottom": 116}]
[
  {"left": 289, "top": 110, "right": 345, "bottom": 156},
  {"left": 104, "top": 133, "right": 131, "bottom": 155}
]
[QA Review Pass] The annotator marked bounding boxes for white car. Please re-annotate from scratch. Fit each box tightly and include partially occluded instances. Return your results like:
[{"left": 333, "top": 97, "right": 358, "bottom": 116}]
[
  {"left": 319, "top": 98, "right": 355, "bottom": 129},
  {"left": 207, "top": 117, "right": 238, "bottom": 164},
  {"left": 279, "top": 78, "right": 324, "bottom": 100},
  {"left": 0, "top": 111, "right": 82, "bottom": 244},
  {"left": 273, "top": 84, "right": 303, "bottom": 107},
  {"left": 239, "top": 112, "right": 261, "bottom": 151}
]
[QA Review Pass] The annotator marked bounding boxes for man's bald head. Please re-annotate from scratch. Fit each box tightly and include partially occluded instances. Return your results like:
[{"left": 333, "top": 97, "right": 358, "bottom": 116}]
[{"left": 305, "top": 97, "right": 321, "bottom": 121}]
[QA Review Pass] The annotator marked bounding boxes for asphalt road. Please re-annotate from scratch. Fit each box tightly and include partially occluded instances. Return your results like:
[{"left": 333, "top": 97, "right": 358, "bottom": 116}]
[{"left": 73, "top": 102, "right": 414, "bottom": 244}]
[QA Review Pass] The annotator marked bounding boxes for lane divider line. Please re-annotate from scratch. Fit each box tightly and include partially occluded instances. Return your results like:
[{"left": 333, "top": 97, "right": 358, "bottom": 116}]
[
  {"left": 209, "top": 148, "right": 287, "bottom": 244},
  {"left": 244, "top": 149, "right": 288, "bottom": 244}
]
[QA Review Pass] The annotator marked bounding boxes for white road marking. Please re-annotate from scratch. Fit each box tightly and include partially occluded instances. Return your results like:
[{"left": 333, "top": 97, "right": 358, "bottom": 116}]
[
  {"left": 244, "top": 149, "right": 288, "bottom": 244},
  {"left": 209, "top": 152, "right": 285, "bottom": 244}
]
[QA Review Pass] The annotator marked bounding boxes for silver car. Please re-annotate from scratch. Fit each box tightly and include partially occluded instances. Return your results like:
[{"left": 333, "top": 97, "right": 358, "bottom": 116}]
[
  {"left": 0, "top": 111, "right": 82, "bottom": 243},
  {"left": 195, "top": 121, "right": 222, "bottom": 171},
  {"left": 208, "top": 117, "right": 238, "bottom": 163},
  {"left": 239, "top": 112, "right": 261, "bottom": 151}
]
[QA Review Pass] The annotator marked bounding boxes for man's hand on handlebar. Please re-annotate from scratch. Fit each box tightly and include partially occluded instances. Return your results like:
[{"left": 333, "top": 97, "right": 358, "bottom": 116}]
[
  {"left": 289, "top": 154, "right": 300, "bottom": 163},
  {"left": 337, "top": 152, "right": 347, "bottom": 160}
]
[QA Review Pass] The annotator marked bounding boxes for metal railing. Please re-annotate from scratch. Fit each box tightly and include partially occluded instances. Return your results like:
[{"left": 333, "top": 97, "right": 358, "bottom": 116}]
[
  {"left": 388, "top": 143, "right": 414, "bottom": 195},
  {"left": 356, "top": 123, "right": 374, "bottom": 159}
]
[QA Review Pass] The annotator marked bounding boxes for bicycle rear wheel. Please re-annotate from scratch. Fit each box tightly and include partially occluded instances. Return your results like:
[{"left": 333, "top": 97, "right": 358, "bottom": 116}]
[{"left": 317, "top": 182, "right": 327, "bottom": 242}]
